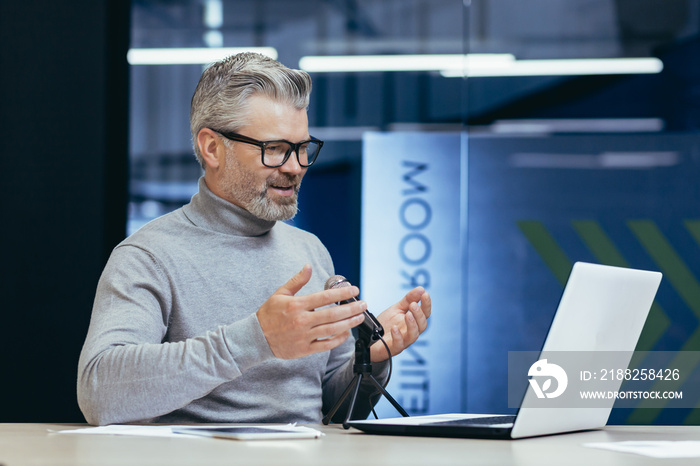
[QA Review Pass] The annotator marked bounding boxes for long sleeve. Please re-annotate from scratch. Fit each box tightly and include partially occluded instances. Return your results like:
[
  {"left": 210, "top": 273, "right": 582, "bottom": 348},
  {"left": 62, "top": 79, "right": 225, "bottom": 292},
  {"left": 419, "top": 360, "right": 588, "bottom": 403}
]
[
  {"left": 77, "top": 246, "right": 276, "bottom": 425},
  {"left": 77, "top": 179, "right": 374, "bottom": 425}
]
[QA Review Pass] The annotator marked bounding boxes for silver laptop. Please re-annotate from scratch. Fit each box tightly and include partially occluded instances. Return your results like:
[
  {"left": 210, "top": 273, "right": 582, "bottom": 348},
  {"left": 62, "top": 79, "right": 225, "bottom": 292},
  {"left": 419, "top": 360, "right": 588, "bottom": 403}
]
[{"left": 348, "top": 262, "right": 663, "bottom": 439}]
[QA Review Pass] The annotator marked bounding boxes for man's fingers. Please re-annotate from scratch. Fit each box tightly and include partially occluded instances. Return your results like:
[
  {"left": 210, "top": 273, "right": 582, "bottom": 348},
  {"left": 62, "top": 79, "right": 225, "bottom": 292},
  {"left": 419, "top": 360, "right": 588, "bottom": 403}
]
[
  {"left": 310, "top": 330, "right": 352, "bottom": 353},
  {"left": 409, "top": 300, "right": 429, "bottom": 332},
  {"left": 391, "top": 325, "right": 404, "bottom": 351},
  {"left": 404, "top": 310, "right": 421, "bottom": 343},
  {"left": 311, "top": 313, "right": 365, "bottom": 341},
  {"left": 395, "top": 286, "right": 426, "bottom": 311},
  {"left": 299, "top": 285, "right": 361, "bottom": 311},
  {"left": 258, "top": 268, "right": 369, "bottom": 360},
  {"left": 274, "top": 266, "right": 362, "bottom": 310},
  {"left": 419, "top": 291, "right": 432, "bottom": 319},
  {"left": 310, "top": 299, "right": 366, "bottom": 327},
  {"left": 275, "top": 264, "right": 313, "bottom": 297}
]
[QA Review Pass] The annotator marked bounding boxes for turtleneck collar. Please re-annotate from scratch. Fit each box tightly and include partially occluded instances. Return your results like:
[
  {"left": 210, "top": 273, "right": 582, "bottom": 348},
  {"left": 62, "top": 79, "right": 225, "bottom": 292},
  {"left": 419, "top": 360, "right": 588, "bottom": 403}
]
[{"left": 182, "top": 177, "right": 276, "bottom": 237}]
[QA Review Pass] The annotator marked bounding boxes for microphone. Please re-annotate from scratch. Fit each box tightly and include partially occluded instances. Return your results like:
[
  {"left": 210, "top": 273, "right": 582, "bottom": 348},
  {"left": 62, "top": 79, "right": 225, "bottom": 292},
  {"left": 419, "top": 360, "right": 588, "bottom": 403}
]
[{"left": 324, "top": 275, "right": 384, "bottom": 343}]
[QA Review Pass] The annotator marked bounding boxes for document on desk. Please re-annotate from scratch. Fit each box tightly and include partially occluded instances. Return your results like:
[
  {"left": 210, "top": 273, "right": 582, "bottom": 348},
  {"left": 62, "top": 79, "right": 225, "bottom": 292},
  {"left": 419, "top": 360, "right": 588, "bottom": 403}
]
[
  {"left": 585, "top": 441, "right": 700, "bottom": 458},
  {"left": 51, "top": 424, "right": 323, "bottom": 440},
  {"left": 172, "top": 425, "right": 323, "bottom": 440}
]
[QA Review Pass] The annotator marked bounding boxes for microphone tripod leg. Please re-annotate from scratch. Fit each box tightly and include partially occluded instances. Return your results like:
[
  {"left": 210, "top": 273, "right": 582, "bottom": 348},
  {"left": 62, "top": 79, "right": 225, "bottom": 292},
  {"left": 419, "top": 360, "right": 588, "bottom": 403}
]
[
  {"left": 366, "top": 374, "right": 410, "bottom": 418},
  {"left": 322, "top": 373, "right": 361, "bottom": 426},
  {"left": 323, "top": 335, "right": 410, "bottom": 428},
  {"left": 341, "top": 373, "right": 364, "bottom": 429}
]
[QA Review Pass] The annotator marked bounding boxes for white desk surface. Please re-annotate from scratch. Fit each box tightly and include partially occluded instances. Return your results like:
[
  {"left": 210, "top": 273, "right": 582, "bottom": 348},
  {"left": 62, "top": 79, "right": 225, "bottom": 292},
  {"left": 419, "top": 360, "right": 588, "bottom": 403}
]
[{"left": 1, "top": 423, "right": 698, "bottom": 466}]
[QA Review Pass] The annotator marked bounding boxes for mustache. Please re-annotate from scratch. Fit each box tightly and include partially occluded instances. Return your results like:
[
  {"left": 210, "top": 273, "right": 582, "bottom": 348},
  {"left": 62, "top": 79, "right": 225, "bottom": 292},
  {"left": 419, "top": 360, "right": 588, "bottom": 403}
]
[{"left": 266, "top": 173, "right": 303, "bottom": 191}]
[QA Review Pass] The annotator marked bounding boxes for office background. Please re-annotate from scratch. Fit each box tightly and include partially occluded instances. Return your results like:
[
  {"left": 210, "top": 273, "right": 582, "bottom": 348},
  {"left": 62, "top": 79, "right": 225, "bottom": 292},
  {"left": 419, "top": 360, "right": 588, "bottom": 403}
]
[{"left": 2, "top": 0, "right": 699, "bottom": 424}]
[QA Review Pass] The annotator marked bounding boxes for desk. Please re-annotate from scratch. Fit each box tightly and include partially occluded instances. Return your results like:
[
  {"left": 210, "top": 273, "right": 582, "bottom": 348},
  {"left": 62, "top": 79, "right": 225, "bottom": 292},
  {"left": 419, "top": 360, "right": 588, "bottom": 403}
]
[{"left": 1, "top": 423, "right": 698, "bottom": 466}]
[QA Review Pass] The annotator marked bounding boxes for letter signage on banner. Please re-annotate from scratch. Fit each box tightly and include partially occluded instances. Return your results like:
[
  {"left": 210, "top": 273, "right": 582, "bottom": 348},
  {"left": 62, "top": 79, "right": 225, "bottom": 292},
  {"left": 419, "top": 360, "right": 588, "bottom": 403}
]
[{"left": 361, "top": 132, "right": 463, "bottom": 416}]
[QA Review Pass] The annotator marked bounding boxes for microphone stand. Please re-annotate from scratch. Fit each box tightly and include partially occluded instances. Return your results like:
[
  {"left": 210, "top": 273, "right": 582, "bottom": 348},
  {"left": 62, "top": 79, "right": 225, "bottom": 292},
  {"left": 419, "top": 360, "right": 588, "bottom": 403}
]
[{"left": 322, "top": 327, "right": 409, "bottom": 429}]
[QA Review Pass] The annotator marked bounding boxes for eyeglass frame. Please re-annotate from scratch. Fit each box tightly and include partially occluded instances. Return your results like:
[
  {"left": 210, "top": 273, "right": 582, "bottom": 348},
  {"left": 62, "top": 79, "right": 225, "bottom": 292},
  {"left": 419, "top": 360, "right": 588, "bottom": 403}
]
[{"left": 211, "top": 129, "right": 324, "bottom": 168}]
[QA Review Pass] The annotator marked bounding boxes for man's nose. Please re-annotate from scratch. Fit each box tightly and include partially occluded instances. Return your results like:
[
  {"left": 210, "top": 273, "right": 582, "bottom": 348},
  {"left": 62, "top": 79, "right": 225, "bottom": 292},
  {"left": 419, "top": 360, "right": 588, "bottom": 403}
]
[{"left": 279, "top": 151, "right": 304, "bottom": 174}]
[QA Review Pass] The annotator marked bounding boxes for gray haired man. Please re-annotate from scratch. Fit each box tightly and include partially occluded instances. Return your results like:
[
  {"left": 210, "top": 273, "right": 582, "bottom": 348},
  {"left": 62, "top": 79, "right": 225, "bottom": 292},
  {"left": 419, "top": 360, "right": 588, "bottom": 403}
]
[{"left": 78, "top": 53, "right": 431, "bottom": 426}]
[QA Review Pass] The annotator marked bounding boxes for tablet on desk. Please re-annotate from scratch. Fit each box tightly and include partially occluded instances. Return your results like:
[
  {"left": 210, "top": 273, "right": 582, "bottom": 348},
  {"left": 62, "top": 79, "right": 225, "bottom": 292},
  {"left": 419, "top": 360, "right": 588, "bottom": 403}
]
[{"left": 172, "top": 426, "right": 323, "bottom": 440}]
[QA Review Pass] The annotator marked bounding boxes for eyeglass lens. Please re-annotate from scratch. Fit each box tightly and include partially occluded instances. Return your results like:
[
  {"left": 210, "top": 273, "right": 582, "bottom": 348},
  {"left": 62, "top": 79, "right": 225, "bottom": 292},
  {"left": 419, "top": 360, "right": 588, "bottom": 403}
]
[{"left": 264, "top": 141, "right": 321, "bottom": 167}]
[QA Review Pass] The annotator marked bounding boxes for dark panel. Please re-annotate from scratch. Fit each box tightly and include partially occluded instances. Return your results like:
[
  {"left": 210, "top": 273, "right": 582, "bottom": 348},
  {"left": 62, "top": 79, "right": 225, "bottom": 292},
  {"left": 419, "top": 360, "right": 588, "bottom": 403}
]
[
  {"left": 0, "top": 0, "right": 130, "bottom": 422},
  {"left": 293, "top": 156, "right": 363, "bottom": 287}
]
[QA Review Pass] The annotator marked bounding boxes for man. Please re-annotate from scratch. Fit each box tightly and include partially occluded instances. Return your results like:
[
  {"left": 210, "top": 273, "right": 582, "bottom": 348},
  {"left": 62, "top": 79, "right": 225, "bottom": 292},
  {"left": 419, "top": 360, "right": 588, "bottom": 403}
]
[{"left": 77, "top": 52, "right": 431, "bottom": 426}]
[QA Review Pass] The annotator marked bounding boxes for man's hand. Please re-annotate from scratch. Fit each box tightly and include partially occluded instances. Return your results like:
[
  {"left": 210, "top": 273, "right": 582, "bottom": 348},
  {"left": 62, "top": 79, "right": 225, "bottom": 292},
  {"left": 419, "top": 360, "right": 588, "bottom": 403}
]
[
  {"left": 257, "top": 265, "right": 368, "bottom": 359},
  {"left": 370, "top": 287, "right": 431, "bottom": 362}
]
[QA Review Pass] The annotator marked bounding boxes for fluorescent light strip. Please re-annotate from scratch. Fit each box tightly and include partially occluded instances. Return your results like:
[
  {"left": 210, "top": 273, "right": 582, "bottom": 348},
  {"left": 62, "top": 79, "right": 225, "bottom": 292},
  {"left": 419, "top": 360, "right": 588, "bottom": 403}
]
[
  {"left": 127, "top": 47, "right": 278, "bottom": 65},
  {"left": 299, "top": 54, "right": 514, "bottom": 73},
  {"left": 442, "top": 57, "right": 663, "bottom": 77},
  {"left": 509, "top": 151, "right": 679, "bottom": 169},
  {"left": 298, "top": 54, "right": 663, "bottom": 77},
  {"left": 491, "top": 118, "right": 664, "bottom": 134}
]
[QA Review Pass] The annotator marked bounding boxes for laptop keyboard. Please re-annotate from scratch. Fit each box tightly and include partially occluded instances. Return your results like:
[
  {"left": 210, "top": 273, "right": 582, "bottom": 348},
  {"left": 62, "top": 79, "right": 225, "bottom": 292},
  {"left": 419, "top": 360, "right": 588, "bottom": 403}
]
[{"left": 430, "top": 415, "right": 516, "bottom": 426}]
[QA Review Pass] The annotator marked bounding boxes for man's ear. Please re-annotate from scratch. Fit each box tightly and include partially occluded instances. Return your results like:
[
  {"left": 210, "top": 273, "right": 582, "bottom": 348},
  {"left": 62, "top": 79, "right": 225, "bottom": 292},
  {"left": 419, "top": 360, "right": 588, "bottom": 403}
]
[{"left": 197, "top": 128, "right": 226, "bottom": 169}]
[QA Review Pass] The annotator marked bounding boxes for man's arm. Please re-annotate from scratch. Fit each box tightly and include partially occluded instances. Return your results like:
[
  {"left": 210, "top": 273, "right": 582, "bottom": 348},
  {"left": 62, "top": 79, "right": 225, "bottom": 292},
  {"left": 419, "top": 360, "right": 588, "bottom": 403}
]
[
  {"left": 77, "top": 246, "right": 276, "bottom": 425},
  {"left": 78, "top": 249, "right": 366, "bottom": 426}
]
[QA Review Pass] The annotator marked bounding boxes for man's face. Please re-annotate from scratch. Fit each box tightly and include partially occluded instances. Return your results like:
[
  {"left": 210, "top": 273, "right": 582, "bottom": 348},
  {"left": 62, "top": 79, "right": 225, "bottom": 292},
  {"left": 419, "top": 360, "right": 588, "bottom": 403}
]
[{"left": 216, "top": 95, "right": 310, "bottom": 221}]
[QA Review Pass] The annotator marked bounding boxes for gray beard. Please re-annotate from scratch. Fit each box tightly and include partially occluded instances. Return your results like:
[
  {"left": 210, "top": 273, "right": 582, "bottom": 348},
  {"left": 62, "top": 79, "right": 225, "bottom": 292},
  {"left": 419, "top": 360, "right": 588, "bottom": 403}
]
[
  {"left": 220, "top": 146, "right": 302, "bottom": 222},
  {"left": 246, "top": 188, "right": 300, "bottom": 221}
]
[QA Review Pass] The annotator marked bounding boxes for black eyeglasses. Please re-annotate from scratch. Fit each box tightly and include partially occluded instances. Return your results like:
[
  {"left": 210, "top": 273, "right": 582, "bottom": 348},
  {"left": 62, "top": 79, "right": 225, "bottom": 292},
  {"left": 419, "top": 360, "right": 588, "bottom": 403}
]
[{"left": 213, "top": 129, "right": 324, "bottom": 168}]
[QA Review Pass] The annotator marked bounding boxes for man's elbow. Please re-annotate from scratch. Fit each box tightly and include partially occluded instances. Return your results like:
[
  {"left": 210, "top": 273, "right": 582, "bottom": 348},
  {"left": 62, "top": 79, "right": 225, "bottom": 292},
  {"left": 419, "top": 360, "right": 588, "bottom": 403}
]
[
  {"left": 77, "top": 364, "right": 129, "bottom": 426},
  {"left": 77, "top": 382, "right": 116, "bottom": 426}
]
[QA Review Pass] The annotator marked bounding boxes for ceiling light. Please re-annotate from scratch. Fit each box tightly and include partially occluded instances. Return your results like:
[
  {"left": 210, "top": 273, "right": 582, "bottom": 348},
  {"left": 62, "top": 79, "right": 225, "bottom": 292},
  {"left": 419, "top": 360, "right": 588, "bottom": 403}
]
[
  {"left": 126, "top": 47, "right": 278, "bottom": 65},
  {"left": 441, "top": 57, "right": 663, "bottom": 77},
  {"left": 298, "top": 54, "right": 662, "bottom": 77},
  {"left": 299, "top": 54, "right": 514, "bottom": 73},
  {"left": 509, "top": 151, "right": 679, "bottom": 169},
  {"left": 490, "top": 118, "right": 665, "bottom": 134}
]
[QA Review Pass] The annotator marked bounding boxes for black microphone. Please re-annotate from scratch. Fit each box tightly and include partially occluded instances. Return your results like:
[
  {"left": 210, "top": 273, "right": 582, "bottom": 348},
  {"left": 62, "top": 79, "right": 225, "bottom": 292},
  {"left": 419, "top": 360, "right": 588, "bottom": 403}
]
[{"left": 324, "top": 275, "right": 384, "bottom": 343}]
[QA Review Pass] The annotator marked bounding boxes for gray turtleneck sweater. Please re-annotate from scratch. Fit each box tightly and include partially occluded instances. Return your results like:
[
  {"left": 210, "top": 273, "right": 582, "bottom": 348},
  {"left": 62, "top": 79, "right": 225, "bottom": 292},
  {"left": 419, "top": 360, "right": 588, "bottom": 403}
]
[{"left": 77, "top": 178, "right": 387, "bottom": 426}]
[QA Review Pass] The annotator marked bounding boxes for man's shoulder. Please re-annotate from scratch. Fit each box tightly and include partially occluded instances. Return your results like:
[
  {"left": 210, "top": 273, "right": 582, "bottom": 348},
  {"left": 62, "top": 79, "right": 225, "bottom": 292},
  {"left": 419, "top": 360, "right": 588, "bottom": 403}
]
[
  {"left": 118, "top": 209, "right": 190, "bottom": 251},
  {"left": 274, "top": 221, "right": 333, "bottom": 265}
]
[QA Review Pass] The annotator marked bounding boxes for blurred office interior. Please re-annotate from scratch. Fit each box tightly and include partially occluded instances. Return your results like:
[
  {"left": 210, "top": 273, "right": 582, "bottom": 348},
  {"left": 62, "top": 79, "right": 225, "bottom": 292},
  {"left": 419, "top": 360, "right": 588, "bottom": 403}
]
[{"left": 2, "top": 0, "right": 700, "bottom": 424}]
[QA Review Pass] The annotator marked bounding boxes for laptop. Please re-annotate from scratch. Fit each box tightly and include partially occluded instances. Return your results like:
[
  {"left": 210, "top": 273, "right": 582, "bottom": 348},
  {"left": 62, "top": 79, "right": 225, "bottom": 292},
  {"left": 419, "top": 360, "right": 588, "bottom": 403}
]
[{"left": 348, "top": 262, "right": 663, "bottom": 439}]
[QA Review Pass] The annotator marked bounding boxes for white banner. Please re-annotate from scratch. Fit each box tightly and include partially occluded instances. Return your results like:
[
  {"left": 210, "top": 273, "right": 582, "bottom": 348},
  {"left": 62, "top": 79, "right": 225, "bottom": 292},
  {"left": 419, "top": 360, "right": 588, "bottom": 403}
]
[{"left": 361, "top": 132, "right": 463, "bottom": 416}]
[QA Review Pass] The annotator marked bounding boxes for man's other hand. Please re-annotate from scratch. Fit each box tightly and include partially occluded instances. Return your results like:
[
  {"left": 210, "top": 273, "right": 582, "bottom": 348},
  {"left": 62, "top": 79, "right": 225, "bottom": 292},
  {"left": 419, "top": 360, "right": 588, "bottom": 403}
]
[{"left": 370, "top": 287, "right": 431, "bottom": 362}]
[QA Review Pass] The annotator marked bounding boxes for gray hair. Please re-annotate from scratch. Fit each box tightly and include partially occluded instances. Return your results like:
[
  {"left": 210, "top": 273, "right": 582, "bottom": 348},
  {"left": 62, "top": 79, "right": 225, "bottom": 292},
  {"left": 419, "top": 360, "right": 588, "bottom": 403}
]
[{"left": 190, "top": 52, "right": 313, "bottom": 167}]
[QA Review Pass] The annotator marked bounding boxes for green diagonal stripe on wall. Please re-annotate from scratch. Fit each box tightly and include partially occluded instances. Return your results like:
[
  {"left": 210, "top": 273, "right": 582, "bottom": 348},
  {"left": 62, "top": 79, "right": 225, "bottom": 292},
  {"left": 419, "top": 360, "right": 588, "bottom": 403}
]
[
  {"left": 517, "top": 221, "right": 572, "bottom": 286},
  {"left": 573, "top": 220, "right": 673, "bottom": 425},
  {"left": 626, "top": 220, "right": 700, "bottom": 425},
  {"left": 571, "top": 220, "right": 627, "bottom": 267},
  {"left": 572, "top": 220, "right": 669, "bottom": 352},
  {"left": 520, "top": 220, "right": 700, "bottom": 425},
  {"left": 686, "top": 220, "right": 700, "bottom": 248},
  {"left": 680, "top": 220, "right": 700, "bottom": 424},
  {"left": 628, "top": 220, "right": 700, "bottom": 320},
  {"left": 634, "top": 303, "right": 671, "bottom": 353}
]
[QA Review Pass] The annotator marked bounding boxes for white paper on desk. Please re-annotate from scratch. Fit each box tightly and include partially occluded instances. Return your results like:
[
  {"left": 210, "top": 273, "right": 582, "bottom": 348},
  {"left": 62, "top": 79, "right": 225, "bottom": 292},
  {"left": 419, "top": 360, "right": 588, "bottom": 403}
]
[
  {"left": 50, "top": 424, "right": 323, "bottom": 440},
  {"left": 172, "top": 425, "right": 323, "bottom": 440},
  {"left": 585, "top": 441, "right": 700, "bottom": 458},
  {"left": 50, "top": 425, "right": 180, "bottom": 437}
]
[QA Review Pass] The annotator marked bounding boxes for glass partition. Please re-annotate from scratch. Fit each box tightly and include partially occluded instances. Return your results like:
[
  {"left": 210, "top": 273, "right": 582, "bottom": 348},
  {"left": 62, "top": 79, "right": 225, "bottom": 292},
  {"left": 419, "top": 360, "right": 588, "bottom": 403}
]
[
  {"left": 463, "top": 0, "right": 700, "bottom": 426},
  {"left": 129, "top": 0, "right": 700, "bottom": 424}
]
